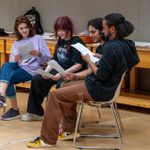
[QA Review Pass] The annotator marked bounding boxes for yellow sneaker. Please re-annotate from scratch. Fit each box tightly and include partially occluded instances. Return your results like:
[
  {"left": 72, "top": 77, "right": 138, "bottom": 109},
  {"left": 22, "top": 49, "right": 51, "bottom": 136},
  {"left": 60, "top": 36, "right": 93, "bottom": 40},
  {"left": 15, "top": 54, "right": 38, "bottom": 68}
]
[
  {"left": 27, "top": 137, "right": 55, "bottom": 148},
  {"left": 58, "top": 132, "right": 80, "bottom": 141}
]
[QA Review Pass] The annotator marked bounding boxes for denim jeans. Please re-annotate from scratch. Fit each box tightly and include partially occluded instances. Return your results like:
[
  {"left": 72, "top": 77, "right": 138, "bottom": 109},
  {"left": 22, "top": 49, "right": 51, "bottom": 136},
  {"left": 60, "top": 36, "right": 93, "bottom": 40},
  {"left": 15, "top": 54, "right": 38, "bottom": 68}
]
[{"left": 0, "top": 62, "right": 32, "bottom": 99}]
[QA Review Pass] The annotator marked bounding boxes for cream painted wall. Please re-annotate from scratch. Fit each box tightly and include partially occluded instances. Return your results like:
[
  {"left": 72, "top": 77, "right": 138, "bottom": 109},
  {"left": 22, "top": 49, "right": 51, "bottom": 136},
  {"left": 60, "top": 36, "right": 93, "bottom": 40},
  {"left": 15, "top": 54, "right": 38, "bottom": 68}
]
[
  {"left": 0, "top": 0, "right": 150, "bottom": 41},
  {"left": 0, "top": 0, "right": 35, "bottom": 31}
]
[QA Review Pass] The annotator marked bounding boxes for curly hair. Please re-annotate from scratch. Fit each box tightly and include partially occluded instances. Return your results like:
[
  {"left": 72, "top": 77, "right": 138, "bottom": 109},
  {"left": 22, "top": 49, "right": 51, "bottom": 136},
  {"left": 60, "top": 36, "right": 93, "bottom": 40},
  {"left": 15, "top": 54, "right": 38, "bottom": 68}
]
[{"left": 104, "top": 13, "right": 134, "bottom": 39}]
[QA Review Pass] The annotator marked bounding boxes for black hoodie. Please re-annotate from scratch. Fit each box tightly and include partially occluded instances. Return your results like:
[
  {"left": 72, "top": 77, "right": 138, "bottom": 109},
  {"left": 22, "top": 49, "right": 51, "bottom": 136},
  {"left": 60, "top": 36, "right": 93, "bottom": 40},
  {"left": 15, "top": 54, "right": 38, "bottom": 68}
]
[{"left": 85, "top": 39, "right": 140, "bottom": 101}]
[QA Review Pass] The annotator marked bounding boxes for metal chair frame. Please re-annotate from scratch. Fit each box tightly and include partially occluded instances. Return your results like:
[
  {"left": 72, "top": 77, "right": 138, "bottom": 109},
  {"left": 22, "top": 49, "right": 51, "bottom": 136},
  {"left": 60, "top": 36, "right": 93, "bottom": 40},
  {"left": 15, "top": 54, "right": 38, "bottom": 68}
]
[{"left": 73, "top": 72, "right": 126, "bottom": 150}]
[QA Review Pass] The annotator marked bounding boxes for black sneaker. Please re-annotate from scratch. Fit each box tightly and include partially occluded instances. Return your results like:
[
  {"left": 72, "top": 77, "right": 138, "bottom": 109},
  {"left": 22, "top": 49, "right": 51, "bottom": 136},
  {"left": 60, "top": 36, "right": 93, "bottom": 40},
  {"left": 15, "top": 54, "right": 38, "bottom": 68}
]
[
  {"left": 0, "top": 95, "right": 7, "bottom": 107},
  {"left": 1, "top": 108, "right": 20, "bottom": 121}
]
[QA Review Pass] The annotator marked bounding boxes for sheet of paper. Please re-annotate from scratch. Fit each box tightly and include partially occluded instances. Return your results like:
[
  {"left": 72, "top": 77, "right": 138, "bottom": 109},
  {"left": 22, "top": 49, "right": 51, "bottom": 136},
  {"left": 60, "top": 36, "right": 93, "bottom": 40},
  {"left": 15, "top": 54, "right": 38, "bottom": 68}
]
[
  {"left": 35, "top": 69, "right": 53, "bottom": 78},
  {"left": 17, "top": 41, "right": 35, "bottom": 60},
  {"left": 71, "top": 43, "right": 100, "bottom": 63},
  {"left": 47, "top": 60, "right": 65, "bottom": 75}
]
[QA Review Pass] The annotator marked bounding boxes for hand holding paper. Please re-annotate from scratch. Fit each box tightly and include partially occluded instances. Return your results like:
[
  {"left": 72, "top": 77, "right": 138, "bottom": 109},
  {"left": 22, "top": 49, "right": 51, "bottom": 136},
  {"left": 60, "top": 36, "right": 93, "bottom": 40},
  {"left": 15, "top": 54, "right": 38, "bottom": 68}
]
[
  {"left": 35, "top": 69, "right": 53, "bottom": 78},
  {"left": 82, "top": 54, "right": 91, "bottom": 63},
  {"left": 71, "top": 43, "right": 100, "bottom": 63},
  {"left": 17, "top": 41, "right": 35, "bottom": 60},
  {"left": 14, "top": 54, "right": 22, "bottom": 62},
  {"left": 47, "top": 60, "right": 65, "bottom": 75},
  {"left": 30, "top": 50, "right": 41, "bottom": 57}
]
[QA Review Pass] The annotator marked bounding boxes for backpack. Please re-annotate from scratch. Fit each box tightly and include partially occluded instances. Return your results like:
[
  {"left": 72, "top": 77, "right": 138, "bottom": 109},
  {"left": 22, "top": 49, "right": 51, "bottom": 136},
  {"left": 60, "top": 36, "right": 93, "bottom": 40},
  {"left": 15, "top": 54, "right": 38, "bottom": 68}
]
[
  {"left": 24, "top": 7, "right": 43, "bottom": 35},
  {"left": 0, "top": 28, "right": 9, "bottom": 36}
]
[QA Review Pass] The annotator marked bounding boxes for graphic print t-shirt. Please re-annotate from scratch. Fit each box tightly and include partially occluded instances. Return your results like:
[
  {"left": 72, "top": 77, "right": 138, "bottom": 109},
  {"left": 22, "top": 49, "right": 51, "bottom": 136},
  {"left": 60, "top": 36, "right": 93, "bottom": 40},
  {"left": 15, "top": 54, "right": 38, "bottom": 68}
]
[
  {"left": 53, "top": 36, "right": 87, "bottom": 71},
  {"left": 57, "top": 45, "right": 70, "bottom": 69}
]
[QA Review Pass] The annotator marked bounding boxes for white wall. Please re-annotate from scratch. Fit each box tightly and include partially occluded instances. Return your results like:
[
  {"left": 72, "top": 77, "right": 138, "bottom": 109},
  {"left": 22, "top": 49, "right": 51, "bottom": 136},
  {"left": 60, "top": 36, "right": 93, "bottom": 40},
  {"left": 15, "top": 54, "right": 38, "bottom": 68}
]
[{"left": 0, "top": 0, "right": 150, "bottom": 41}]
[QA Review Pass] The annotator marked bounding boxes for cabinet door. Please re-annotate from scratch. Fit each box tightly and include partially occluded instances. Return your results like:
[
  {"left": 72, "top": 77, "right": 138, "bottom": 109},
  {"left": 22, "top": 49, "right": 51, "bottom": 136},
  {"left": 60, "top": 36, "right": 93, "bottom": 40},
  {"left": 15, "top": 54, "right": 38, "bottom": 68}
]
[
  {"left": 6, "top": 39, "right": 15, "bottom": 54},
  {"left": 0, "top": 39, "right": 5, "bottom": 67},
  {"left": 47, "top": 43, "right": 56, "bottom": 56},
  {"left": 0, "top": 39, "right": 5, "bottom": 53}
]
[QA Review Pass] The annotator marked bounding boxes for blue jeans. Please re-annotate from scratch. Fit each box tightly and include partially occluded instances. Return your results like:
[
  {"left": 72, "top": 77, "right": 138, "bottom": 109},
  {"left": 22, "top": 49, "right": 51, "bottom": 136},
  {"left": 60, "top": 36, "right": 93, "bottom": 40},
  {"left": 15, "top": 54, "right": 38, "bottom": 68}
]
[{"left": 0, "top": 62, "right": 32, "bottom": 99}]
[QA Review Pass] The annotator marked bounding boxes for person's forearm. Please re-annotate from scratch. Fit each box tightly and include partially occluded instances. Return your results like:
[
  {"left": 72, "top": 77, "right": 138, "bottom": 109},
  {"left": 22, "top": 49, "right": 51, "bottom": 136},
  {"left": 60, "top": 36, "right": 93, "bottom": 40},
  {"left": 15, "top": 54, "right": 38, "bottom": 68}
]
[
  {"left": 75, "top": 68, "right": 92, "bottom": 78},
  {"left": 87, "top": 60, "right": 98, "bottom": 75},
  {"left": 45, "top": 65, "right": 53, "bottom": 72},
  {"left": 65, "top": 63, "right": 82, "bottom": 74}
]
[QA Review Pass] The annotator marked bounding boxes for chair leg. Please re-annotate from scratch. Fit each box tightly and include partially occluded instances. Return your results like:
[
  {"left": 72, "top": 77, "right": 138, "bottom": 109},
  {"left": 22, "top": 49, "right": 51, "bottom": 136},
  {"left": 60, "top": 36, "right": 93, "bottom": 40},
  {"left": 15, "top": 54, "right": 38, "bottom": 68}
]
[
  {"left": 96, "top": 106, "right": 102, "bottom": 123},
  {"left": 112, "top": 103, "right": 123, "bottom": 137},
  {"left": 73, "top": 101, "right": 83, "bottom": 144},
  {"left": 110, "top": 103, "right": 123, "bottom": 144},
  {"left": 114, "top": 102, "right": 123, "bottom": 133},
  {"left": 77, "top": 103, "right": 84, "bottom": 128}
]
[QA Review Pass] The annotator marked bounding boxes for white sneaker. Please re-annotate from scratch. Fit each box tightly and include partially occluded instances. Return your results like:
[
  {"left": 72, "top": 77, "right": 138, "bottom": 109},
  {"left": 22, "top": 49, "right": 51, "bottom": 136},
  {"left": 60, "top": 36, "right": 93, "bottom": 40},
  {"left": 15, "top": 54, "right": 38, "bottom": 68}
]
[
  {"left": 58, "top": 132, "right": 80, "bottom": 141},
  {"left": 21, "top": 113, "right": 43, "bottom": 122}
]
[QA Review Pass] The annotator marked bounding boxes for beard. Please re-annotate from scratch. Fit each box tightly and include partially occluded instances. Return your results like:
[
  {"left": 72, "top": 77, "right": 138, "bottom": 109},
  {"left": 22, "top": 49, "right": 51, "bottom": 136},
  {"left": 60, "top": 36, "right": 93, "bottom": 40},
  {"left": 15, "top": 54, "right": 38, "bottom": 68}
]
[{"left": 100, "top": 32, "right": 109, "bottom": 42}]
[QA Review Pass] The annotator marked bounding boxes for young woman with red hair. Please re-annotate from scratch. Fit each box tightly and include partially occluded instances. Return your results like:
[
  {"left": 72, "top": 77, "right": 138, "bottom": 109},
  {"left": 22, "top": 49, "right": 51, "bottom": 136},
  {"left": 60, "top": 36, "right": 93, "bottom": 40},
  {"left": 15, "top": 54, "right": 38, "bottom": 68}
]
[{"left": 21, "top": 16, "right": 87, "bottom": 122}]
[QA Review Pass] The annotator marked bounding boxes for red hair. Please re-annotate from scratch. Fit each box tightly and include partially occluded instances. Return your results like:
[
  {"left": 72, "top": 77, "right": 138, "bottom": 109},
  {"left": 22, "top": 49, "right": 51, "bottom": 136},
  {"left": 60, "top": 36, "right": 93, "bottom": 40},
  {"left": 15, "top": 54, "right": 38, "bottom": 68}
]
[{"left": 54, "top": 16, "right": 74, "bottom": 39}]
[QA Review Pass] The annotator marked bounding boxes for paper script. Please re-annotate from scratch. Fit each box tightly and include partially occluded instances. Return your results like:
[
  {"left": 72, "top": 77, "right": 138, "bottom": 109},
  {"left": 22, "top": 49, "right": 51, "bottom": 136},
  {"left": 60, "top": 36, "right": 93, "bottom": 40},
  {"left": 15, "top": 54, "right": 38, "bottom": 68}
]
[
  {"left": 17, "top": 41, "right": 35, "bottom": 60},
  {"left": 47, "top": 60, "right": 65, "bottom": 75},
  {"left": 71, "top": 43, "right": 100, "bottom": 63},
  {"left": 35, "top": 69, "right": 53, "bottom": 78}
]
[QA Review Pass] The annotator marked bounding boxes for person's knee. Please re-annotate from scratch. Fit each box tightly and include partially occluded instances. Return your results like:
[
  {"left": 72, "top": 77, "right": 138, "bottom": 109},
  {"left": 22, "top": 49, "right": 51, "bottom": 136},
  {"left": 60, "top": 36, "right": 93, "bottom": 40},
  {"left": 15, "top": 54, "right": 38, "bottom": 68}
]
[
  {"left": 31, "top": 74, "right": 44, "bottom": 85},
  {"left": 32, "top": 74, "right": 42, "bottom": 81},
  {"left": 48, "top": 90, "right": 56, "bottom": 98},
  {"left": 2, "top": 62, "right": 10, "bottom": 68},
  {"left": 1, "top": 62, "right": 17, "bottom": 71}
]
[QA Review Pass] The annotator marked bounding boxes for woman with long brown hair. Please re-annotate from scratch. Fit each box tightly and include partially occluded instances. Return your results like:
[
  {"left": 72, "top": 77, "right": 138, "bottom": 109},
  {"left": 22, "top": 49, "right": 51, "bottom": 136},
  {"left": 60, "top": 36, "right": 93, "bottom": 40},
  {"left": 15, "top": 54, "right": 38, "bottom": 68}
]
[{"left": 0, "top": 16, "right": 51, "bottom": 120}]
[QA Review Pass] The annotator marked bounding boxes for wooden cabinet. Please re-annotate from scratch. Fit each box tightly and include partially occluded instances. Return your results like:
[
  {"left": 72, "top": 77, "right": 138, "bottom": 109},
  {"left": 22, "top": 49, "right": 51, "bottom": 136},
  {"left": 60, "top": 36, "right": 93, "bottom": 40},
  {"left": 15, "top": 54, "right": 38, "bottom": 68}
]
[
  {"left": 120, "top": 47, "right": 150, "bottom": 108},
  {"left": 0, "top": 39, "right": 5, "bottom": 67},
  {"left": 6, "top": 39, "right": 15, "bottom": 54},
  {"left": 0, "top": 39, "right": 5, "bottom": 53},
  {"left": 0, "top": 35, "right": 150, "bottom": 108},
  {"left": 47, "top": 41, "right": 56, "bottom": 56}
]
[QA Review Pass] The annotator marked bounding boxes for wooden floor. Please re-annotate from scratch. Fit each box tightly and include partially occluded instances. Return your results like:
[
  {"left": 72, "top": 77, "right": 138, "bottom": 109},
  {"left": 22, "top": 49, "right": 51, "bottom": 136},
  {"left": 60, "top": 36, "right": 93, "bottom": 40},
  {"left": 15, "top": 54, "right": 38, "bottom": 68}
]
[{"left": 0, "top": 91, "right": 150, "bottom": 150}]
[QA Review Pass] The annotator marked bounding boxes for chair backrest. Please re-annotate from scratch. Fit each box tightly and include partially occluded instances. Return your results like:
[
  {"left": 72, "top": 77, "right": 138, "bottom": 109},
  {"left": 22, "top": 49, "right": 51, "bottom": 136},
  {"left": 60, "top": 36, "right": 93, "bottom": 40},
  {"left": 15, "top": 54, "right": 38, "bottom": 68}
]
[{"left": 108, "top": 71, "right": 127, "bottom": 103}]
